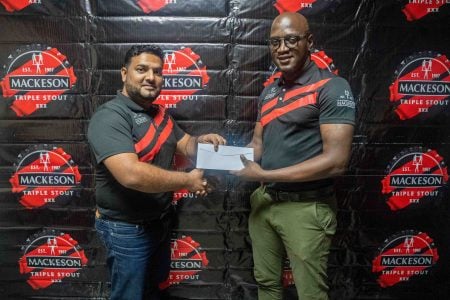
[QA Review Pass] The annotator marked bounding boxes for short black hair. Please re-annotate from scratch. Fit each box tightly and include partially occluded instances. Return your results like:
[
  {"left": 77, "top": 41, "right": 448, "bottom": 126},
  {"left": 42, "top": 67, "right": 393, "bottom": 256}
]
[{"left": 123, "top": 45, "right": 164, "bottom": 68}]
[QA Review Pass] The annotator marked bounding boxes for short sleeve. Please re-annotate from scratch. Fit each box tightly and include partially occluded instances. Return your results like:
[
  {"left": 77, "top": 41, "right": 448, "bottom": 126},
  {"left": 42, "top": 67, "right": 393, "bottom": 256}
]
[
  {"left": 318, "top": 77, "right": 356, "bottom": 125},
  {"left": 87, "top": 107, "right": 136, "bottom": 164},
  {"left": 169, "top": 114, "right": 186, "bottom": 142},
  {"left": 257, "top": 86, "right": 271, "bottom": 122}
]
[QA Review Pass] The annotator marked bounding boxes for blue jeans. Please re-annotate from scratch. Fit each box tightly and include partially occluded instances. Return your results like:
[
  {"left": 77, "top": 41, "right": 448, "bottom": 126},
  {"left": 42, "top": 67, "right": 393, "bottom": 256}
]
[{"left": 95, "top": 216, "right": 172, "bottom": 300}]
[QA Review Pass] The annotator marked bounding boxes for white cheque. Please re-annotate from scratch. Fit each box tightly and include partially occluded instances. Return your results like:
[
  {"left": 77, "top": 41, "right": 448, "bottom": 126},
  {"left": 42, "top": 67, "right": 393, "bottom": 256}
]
[{"left": 196, "top": 144, "right": 254, "bottom": 171}]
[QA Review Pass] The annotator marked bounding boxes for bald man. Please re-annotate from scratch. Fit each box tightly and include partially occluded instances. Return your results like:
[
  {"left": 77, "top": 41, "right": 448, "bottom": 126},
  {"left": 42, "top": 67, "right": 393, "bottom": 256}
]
[{"left": 233, "top": 13, "right": 355, "bottom": 299}]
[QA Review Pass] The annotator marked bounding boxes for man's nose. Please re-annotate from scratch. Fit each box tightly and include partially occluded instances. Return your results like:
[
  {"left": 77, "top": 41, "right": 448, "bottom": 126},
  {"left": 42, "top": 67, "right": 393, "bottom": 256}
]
[
  {"left": 144, "top": 70, "right": 155, "bottom": 81},
  {"left": 278, "top": 39, "right": 290, "bottom": 52}
]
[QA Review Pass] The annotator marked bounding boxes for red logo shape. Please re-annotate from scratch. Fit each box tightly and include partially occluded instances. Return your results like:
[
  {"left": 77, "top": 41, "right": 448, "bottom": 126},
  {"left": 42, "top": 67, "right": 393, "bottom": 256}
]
[
  {"left": 389, "top": 52, "right": 450, "bottom": 120},
  {"left": 0, "top": 45, "right": 77, "bottom": 117},
  {"left": 381, "top": 147, "right": 448, "bottom": 211},
  {"left": 172, "top": 154, "right": 196, "bottom": 204},
  {"left": 0, "top": 0, "right": 36, "bottom": 12},
  {"left": 272, "top": 0, "right": 340, "bottom": 14},
  {"left": 264, "top": 49, "right": 338, "bottom": 87},
  {"left": 19, "top": 230, "right": 88, "bottom": 290},
  {"left": 282, "top": 258, "right": 294, "bottom": 287},
  {"left": 372, "top": 230, "right": 439, "bottom": 288},
  {"left": 154, "top": 47, "right": 209, "bottom": 108},
  {"left": 159, "top": 236, "right": 209, "bottom": 289},
  {"left": 136, "top": 0, "right": 174, "bottom": 13},
  {"left": 9, "top": 146, "right": 82, "bottom": 209},
  {"left": 274, "top": 0, "right": 317, "bottom": 13},
  {"left": 402, "top": 0, "right": 449, "bottom": 21}
]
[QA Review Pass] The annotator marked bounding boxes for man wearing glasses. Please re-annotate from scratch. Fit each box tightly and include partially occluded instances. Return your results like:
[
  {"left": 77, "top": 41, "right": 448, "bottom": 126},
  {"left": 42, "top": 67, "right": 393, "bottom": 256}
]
[{"left": 233, "top": 12, "right": 355, "bottom": 299}]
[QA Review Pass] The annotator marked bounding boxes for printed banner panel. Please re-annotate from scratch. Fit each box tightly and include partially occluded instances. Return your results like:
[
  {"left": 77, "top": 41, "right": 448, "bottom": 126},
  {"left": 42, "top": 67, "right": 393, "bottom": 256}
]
[
  {"left": 0, "top": 16, "right": 88, "bottom": 42},
  {"left": 92, "top": 0, "right": 228, "bottom": 17},
  {"left": 92, "top": 17, "right": 231, "bottom": 43},
  {"left": 0, "top": 0, "right": 88, "bottom": 16},
  {"left": 0, "top": 121, "right": 87, "bottom": 142}
]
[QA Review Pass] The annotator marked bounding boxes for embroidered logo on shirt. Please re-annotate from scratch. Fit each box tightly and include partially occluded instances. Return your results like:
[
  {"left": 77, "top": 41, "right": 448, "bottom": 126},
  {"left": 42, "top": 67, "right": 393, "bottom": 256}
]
[
  {"left": 337, "top": 89, "right": 355, "bottom": 108},
  {"left": 263, "top": 86, "right": 279, "bottom": 101},
  {"left": 133, "top": 113, "right": 149, "bottom": 125}
]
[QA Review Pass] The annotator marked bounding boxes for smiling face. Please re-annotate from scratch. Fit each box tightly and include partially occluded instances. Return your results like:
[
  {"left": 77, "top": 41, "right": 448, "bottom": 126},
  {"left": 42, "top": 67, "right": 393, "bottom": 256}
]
[
  {"left": 121, "top": 52, "right": 163, "bottom": 109},
  {"left": 270, "top": 13, "right": 313, "bottom": 82}
]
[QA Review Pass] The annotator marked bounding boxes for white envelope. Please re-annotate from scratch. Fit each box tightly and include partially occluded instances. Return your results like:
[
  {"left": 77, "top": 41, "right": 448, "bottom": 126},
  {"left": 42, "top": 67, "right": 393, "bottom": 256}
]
[{"left": 196, "top": 144, "right": 254, "bottom": 171}]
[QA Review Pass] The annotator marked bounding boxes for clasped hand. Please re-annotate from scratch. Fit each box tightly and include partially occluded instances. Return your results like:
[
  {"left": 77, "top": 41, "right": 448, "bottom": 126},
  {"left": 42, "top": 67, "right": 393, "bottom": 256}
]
[{"left": 189, "top": 133, "right": 226, "bottom": 196}]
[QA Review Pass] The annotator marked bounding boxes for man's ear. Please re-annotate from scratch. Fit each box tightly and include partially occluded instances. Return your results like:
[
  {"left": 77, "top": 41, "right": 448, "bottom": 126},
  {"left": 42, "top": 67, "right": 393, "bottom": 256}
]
[
  {"left": 307, "top": 33, "right": 314, "bottom": 51},
  {"left": 120, "top": 66, "right": 127, "bottom": 83}
]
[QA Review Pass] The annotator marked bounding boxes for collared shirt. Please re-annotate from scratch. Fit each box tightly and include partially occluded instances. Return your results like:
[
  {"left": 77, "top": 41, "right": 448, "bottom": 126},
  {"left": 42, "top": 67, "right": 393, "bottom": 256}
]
[
  {"left": 88, "top": 91, "right": 185, "bottom": 222},
  {"left": 257, "top": 60, "right": 356, "bottom": 191}
]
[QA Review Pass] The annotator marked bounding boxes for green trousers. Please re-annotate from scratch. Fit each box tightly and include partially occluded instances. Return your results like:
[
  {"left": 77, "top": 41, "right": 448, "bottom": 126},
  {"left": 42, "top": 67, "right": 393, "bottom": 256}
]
[{"left": 249, "top": 186, "right": 337, "bottom": 300}]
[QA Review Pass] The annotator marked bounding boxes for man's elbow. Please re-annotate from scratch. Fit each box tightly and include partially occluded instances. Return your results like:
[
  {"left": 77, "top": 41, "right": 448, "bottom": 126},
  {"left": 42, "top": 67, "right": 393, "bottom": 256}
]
[
  {"left": 115, "top": 172, "right": 142, "bottom": 190},
  {"left": 331, "top": 160, "right": 349, "bottom": 176}
]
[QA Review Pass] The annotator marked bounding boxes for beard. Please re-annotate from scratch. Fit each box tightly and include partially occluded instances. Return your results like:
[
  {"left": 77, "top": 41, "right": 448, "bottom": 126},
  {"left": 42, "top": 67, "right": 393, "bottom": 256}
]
[{"left": 124, "top": 81, "right": 161, "bottom": 109}]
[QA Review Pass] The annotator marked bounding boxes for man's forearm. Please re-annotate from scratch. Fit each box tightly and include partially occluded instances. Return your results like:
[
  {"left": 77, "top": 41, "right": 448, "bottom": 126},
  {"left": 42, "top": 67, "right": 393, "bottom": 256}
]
[{"left": 122, "top": 161, "right": 192, "bottom": 193}]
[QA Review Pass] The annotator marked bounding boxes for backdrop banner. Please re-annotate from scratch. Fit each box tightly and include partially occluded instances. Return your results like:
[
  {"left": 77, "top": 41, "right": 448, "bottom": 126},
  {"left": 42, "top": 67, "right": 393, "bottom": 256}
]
[{"left": 0, "top": 0, "right": 449, "bottom": 299}]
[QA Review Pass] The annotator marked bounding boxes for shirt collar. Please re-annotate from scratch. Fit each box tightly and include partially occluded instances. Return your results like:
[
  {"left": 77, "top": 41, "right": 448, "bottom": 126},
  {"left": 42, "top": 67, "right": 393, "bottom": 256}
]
[
  {"left": 277, "top": 58, "right": 317, "bottom": 86},
  {"left": 115, "top": 90, "right": 160, "bottom": 115}
]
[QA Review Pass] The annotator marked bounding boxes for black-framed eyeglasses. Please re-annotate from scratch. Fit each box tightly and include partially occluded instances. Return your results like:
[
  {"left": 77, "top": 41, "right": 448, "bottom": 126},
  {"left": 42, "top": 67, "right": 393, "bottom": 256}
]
[{"left": 268, "top": 34, "right": 308, "bottom": 49}]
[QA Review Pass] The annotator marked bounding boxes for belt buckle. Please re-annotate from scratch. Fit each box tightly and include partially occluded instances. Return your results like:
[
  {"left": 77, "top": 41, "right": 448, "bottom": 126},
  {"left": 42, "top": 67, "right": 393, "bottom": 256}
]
[
  {"left": 268, "top": 189, "right": 288, "bottom": 202},
  {"left": 266, "top": 189, "right": 279, "bottom": 202},
  {"left": 276, "top": 191, "right": 291, "bottom": 202}
]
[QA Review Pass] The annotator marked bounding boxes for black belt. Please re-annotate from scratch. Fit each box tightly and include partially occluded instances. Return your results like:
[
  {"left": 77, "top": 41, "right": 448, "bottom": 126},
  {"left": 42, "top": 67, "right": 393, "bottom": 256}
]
[{"left": 265, "top": 186, "right": 334, "bottom": 202}]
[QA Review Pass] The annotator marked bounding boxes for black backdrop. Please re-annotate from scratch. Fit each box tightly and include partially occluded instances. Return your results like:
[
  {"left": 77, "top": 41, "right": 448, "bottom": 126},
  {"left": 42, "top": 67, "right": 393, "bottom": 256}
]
[{"left": 0, "top": 0, "right": 449, "bottom": 299}]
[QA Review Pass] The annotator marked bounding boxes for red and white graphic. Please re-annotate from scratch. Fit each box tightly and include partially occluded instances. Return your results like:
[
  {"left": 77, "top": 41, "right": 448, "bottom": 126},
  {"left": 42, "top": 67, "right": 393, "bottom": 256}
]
[
  {"left": 159, "top": 235, "right": 209, "bottom": 289},
  {"left": 389, "top": 51, "right": 450, "bottom": 120},
  {"left": 19, "top": 230, "right": 88, "bottom": 290},
  {"left": 273, "top": 0, "right": 340, "bottom": 14},
  {"left": 0, "top": 0, "right": 42, "bottom": 12},
  {"left": 372, "top": 230, "right": 439, "bottom": 288},
  {"left": 154, "top": 47, "right": 209, "bottom": 109},
  {"left": 172, "top": 154, "right": 196, "bottom": 204},
  {"left": 282, "top": 258, "right": 295, "bottom": 287},
  {"left": 381, "top": 147, "right": 448, "bottom": 211},
  {"left": 0, "top": 45, "right": 77, "bottom": 117},
  {"left": 136, "top": 0, "right": 177, "bottom": 13},
  {"left": 9, "top": 146, "right": 82, "bottom": 209},
  {"left": 401, "top": 0, "right": 450, "bottom": 21},
  {"left": 264, "top": 49, "right": 338, "bottom": 87}
]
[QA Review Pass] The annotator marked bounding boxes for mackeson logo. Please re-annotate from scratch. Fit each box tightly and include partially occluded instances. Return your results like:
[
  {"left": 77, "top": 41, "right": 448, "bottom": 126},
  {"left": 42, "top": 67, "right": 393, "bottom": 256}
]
[
  {"left": 389, "top": 51, "right": 450, "bottom": 120},
  {"left": 372, "top": 231, "right": 439, "bottom": 288},
  {"left": 264, "top": 49, "right": 338, "bottom": 87},
  {"left": 282, "top": 258, "right": 294, "bottom": 287},
  {"left": 19, "top": 230, "right": 88, "bottom": 290},
  {"left": 171, "top": 154, "right": 197, "bottom": 204},
  {"left": 0, "top": 45, "right": 77, "bottom": 117},
  {"left": 0, "top": 0, "right": 42, "bottom": 12},
  {"left": 159, "top": 235, "right": 209, "bottom": 289},
  {"left": 273, "top": 0, "right": 340, "bottom": 14},
  {"left": 9, "top": 146, "right": 82, "bottom": 209},
  {"left": 381, "top": 147, "right": 448, "bottom": 211},
  {"left": 136, "top": 0, "right": 177, "bottom": 13},
  {"left": 154, "top": 47, "right": 209, "bottom": 109},
  {"left": 401, "top": 0, "right": 450, "bottom": 21}
]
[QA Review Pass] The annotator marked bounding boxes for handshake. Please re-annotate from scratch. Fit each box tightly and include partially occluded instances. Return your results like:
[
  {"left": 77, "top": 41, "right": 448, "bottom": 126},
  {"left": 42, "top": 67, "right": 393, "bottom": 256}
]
[{"left": 183, "top": 133, "right": 256, "bottom": 196}]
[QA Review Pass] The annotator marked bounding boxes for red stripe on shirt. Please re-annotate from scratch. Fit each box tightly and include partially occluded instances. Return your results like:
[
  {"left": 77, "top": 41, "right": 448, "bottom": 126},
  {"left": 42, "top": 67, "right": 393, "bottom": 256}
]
[
  {"left": 139, "top": 118, "right": 174, "bottom": 162},
  {"left": 283, "top": 78, "right": 331, "bottom": 101},
  {"left": 134, "top": 108, "right": 165, "bottom": 153},
  {"left": 261, "top": 93, "right": 317, "bottom": 127},
  {"left": 261, "top": 97, "right": 278, "bottom": 114}
]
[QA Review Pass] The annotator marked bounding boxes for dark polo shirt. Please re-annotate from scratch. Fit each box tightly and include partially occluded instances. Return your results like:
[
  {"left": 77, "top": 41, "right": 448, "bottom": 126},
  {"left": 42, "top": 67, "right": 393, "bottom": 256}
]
[
  {"left": 88, "top": 91, "right": 185, "bottom": 222},
  {"left": 258, "top": 60, "right": 356, "bottom": 191}
]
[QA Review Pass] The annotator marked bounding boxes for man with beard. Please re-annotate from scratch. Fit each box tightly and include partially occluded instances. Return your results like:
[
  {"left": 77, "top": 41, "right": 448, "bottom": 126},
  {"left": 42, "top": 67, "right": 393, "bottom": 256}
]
[
  {"left": 88, "top": 45, "right": 226, "bottom": 300},
  {"left": 233, "top": 13, "right": 355, "bottom": 299}
]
